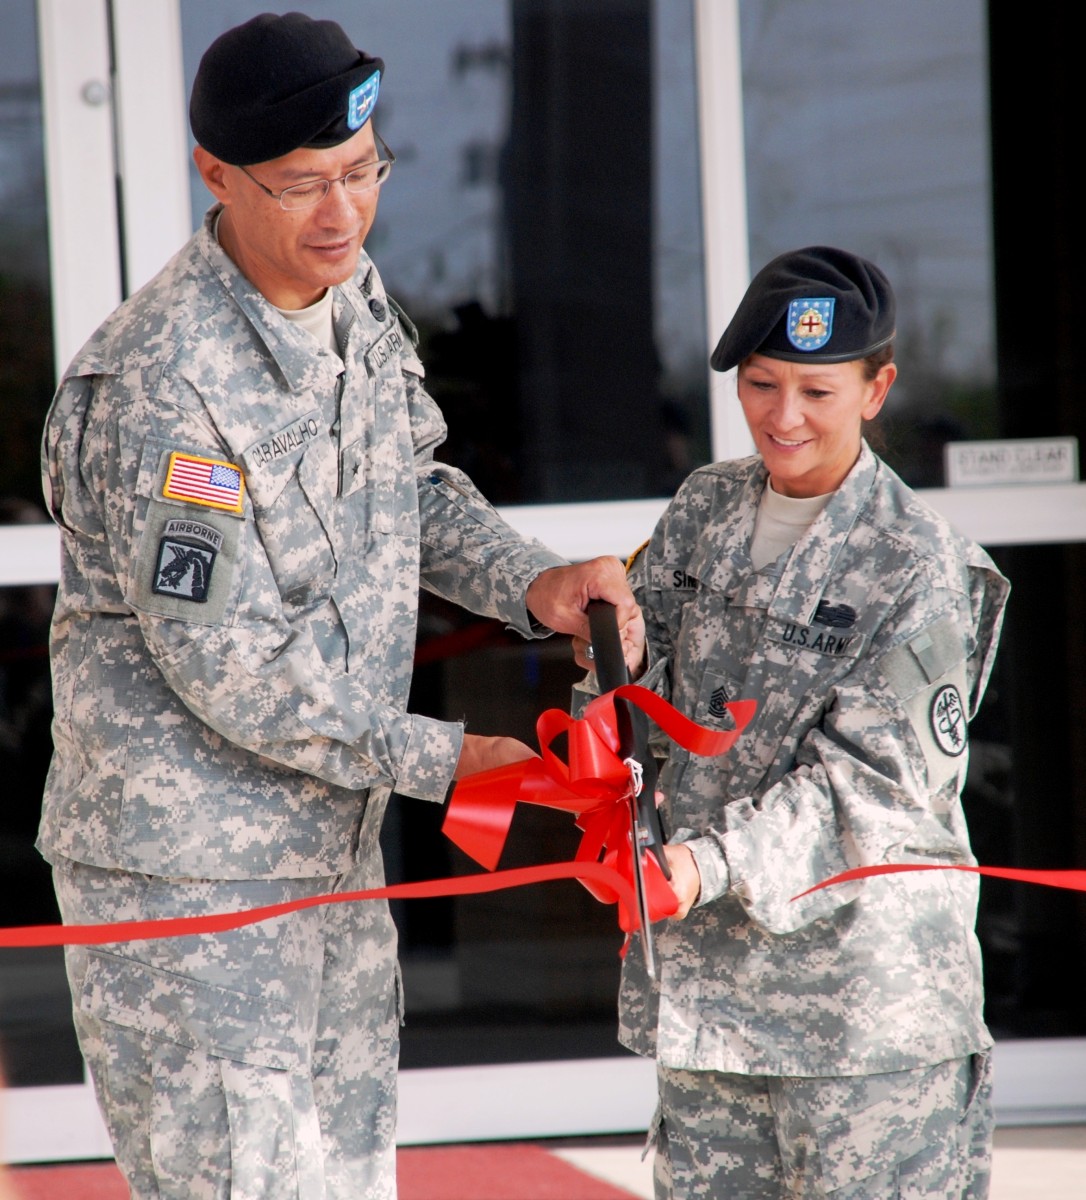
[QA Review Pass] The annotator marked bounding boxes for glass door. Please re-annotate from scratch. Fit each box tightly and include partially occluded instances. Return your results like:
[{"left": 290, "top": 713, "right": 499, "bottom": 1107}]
[
  {"left": 4, "top": 0, "right": 1085, "bottom": 1167},
  {"left": 0, "top": 0, "right": 114, "bottom": 1165},
  {"left": 1, "top": 0, "right": 189, "bottom": 1164},
  {"left": 727, "top": 0, "right": 1086, "bottom": 1118}
]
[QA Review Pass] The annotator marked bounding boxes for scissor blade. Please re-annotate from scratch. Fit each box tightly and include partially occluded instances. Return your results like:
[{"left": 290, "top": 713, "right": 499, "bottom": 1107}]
[
  {"left": 586, "top": 600, "right": 663, "bottom": 977},
  {"left": 630, "top": 801, "right": 657, "bottom": 979}
]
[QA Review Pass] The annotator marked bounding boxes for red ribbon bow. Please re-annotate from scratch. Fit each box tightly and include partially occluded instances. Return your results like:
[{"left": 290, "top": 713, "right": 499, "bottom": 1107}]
[{"left": 443, "top": 685, "right": 756, "bottom": 936}]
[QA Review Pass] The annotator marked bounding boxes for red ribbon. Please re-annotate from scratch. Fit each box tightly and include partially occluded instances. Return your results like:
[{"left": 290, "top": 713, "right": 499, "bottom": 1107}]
[
  {"left": 8, "top": 861, "right": 1084, "bottom": 951},
  {"left": 443, "top": 685, "right": 756, "bottom": 935},
  {"left": 0, "top": 688, "right": 752, "bottom": 952},
  {"left": 0, "top": 862, "right": 637, "bottom": 950},
  {"left": 794, "top": 862, "right": 1086, "bottom": 900}
]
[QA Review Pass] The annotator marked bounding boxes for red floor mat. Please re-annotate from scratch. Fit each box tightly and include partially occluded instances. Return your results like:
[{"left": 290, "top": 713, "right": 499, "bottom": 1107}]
[
  {"left": 399, "top": 1143, "right": 638, "bottom": 1199},
  {"left": 6, "top": 1162, "right": 127, "bottom": 1199},
  {"left": 7, "top": 1144, "right": 639, "bottom": 1199}
]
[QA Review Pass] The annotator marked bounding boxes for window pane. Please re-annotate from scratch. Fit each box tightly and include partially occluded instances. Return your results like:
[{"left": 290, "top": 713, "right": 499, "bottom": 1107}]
[
  {"left": 181, "top": 0, "right": 709, "bottom": 505},
  {"left": 739, "top": 3, "right": 1086, "bottom": 1041},
  {"left": 0, "top": 2, "right": 55, "bottom": 509},
  {"left": 974, "top": 544, "right": 1086, "bottom": 1040},
  {"left": 738, "top": 0, "right": 995, "bottom": 487},
  {"left": 0, "top": 3, "right": 83, "bottom": 1091}
]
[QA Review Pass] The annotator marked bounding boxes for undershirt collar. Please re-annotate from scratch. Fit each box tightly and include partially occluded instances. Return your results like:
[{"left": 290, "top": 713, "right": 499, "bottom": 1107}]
[{"left": 750, "top": 481, "right": 833, "bottom": 571}]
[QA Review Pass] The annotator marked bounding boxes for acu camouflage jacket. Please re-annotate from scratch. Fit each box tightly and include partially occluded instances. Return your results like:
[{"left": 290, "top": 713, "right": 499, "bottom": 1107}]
[
  {"left": 620, "top": 445, "right": 1009, "bottom": 1076},
  {"left": 39, "top": 207, "right": 563, "bottom": 880}
]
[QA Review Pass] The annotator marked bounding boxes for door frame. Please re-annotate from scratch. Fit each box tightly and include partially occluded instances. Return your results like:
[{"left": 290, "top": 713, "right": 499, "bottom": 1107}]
[{"left": 3, "top": 0, "right": 1084, "bottom": 1164}]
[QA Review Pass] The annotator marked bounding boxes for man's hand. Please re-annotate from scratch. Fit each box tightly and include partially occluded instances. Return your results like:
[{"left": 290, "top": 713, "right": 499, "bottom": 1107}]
[
  {"left": 453, "top": 733, "right": 538, "bottom": 780},
  {"left": 526, "top": 557, "right": 645, "bottom": 674},
  {"left": 662, "top": 842, "right": 701, "bottom": 919}
]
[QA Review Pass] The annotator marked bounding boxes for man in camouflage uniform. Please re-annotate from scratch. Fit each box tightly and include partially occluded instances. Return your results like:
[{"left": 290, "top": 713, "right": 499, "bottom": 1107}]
[
  {"left": 591, "top": 248, "right": 1008, "bottom": 1197},
  {"left": 39, "top": 14, "right": 639, "bottom": 1199}
]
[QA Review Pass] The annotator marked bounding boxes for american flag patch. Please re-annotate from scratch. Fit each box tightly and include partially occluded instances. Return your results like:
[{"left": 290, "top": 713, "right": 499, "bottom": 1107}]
[{"left": 162, "top": 452, "right": 245, "bottom": 513}]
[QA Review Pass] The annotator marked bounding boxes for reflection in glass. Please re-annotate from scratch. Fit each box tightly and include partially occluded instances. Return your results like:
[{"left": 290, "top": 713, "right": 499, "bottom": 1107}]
[
  {"left": 0, "top": 1, "right": 84, "bottom": 1090},
  {"left": 181, "top": 0, "right": 709, "bottom": 507},
  {"left": 738, "top": 0, "right": 996, "bottom": 489}
]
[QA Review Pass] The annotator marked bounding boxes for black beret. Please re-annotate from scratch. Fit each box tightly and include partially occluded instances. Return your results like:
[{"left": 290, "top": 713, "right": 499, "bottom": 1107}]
[
  {"left": 710, "top": 245, "right": 895, "bottom": 373},
  {"left": 190, "top": 12, "right": 384, "bottom": 166}
]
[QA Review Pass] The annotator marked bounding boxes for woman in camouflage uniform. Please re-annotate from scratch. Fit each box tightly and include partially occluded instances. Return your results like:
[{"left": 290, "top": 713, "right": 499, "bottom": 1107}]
[{"left": 589, "top": 247, "right": 1008, "bottom": 1198}]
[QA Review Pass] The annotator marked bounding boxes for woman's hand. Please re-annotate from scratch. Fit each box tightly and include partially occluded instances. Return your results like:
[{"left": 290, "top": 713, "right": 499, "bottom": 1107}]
[{"left": 663, "top": 842, "right": 701, "bottom": 919}]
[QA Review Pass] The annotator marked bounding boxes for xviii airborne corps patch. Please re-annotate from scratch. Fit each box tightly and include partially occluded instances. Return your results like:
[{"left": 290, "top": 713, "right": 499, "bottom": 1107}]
[{"left": 152, "top": 519, "right": 224, "bottom": 603}]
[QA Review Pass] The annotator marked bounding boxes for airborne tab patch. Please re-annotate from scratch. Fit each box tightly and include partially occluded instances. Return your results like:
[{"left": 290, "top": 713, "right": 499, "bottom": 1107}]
[
  {"left": 152, "top": 519, "right": 223, "bottom": 603},
  {"left": 163, "top": 452, "right": 244, "bottom": 513}
]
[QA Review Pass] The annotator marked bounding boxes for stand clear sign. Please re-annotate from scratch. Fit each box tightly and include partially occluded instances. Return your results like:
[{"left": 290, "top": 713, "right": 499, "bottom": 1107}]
[{"left": 944, "top": 438, "right": 1079, "bottom": 487}]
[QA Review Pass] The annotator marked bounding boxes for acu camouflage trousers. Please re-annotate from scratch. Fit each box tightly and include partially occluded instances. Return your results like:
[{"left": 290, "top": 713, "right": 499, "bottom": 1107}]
[
  {"left": 651, "top": 1053, "right": 992, "bottom": 1198},
  {"left": 54, "top": 855, "right": 402, "bottom": 1200}
]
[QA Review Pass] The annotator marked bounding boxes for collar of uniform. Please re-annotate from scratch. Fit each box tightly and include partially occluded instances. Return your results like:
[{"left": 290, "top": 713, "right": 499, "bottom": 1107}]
[
  {"left": 334, "top": 251, "right": 386, "bottom": 336},
  {"left": 683, "top": 456, "right": 765, "bottom": 591},
  {"left": 197, "top": 206, "right": 358, "bottom": 392},
  {"left": 765, "top": 441, "right": 879, "bottom": 624}
]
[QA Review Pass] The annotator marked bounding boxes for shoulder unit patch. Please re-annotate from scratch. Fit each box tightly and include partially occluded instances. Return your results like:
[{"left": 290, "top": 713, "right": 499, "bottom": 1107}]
[
  {"left": 625, "top": 539, "right": 649, "bottom": 574},
  {"left": 152, "top": 519, "right": 223, "bottom": 603},
  {"left": 929, "top": 683, "right": 967, "bottom": 757}
]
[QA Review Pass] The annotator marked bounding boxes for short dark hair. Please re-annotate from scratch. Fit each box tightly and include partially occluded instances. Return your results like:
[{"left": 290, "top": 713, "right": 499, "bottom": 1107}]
[{"left": 860, "top": 341, "right": 895, "bottom": 382}]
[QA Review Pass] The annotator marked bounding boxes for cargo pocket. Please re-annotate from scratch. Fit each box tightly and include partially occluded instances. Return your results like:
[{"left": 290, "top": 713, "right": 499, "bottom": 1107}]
[
  {"left": 393, "top": 959, "right": 406, "bottom": 1029},
  {"left": 642, "top": 1099, "right": 672, "bottom": 1199},
  {"left": 79, "top": 949, "right": 321, "bottom": 1197},
  {"left": 79, "top": 947, "right": 308, "bottom": 1068},
  {"left": 813, "top": 1058, "right": 971, "bottom": 1194},
  {"left": 643, "top": 1098, "right": 664, "bottom": 1161}
]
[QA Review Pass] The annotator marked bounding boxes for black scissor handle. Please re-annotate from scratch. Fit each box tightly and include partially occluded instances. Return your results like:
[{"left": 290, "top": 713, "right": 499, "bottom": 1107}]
[{"left": 586, "top": 601, "right": 670, "bottom": 879}]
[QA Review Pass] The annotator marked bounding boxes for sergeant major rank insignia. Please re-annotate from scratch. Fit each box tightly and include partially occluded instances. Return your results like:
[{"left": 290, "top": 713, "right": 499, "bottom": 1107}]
[
  {"left": 787, "top": 297, "right": 835, "bottom": 352},
  {"left": 152, "top": 519, "right": 223, "bottom": 603}
]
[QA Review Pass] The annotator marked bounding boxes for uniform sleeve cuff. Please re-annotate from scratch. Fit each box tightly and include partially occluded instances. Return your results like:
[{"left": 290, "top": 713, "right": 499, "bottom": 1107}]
[
  {"left": 672, "top": 832, "right": 731, "bottom": 907},
  {"left": 506, "top": 554, "right": 571, "bottom": 639},
  {"left": 395, "top": 714, "right": 464, "bottom": 803}
]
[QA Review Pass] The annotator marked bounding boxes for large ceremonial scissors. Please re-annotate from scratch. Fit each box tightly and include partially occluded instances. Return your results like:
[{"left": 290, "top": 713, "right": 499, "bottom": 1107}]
[{"left": 586, "top": 600, "right": 671, "bottom": 978}]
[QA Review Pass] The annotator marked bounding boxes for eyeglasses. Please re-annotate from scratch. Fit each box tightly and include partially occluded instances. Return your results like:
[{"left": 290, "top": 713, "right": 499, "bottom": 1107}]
[{"left": 239, "top": 134, "right": 396, "bottom": 211}]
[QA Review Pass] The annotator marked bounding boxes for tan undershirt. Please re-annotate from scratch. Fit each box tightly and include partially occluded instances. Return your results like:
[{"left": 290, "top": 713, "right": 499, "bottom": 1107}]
[
  {"left": 273, "top": 288, "right": 338, "bottom": 356},
  {"left": 750, "top": 482, "right": 833, "bottom": 571}
]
